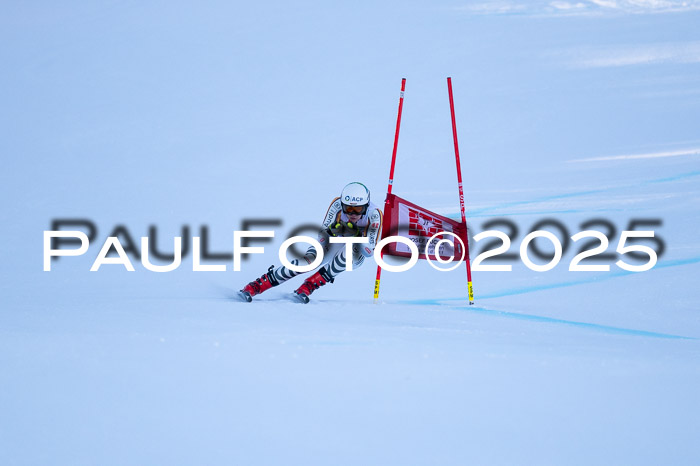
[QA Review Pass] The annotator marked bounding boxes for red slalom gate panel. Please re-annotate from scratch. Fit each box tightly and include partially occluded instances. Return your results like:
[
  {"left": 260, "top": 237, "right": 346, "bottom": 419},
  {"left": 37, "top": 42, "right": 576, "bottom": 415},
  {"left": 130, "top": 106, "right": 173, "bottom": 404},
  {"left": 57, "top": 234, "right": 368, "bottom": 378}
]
[{"left": 381, "top": 194, "right": 466, "bottom": 262}]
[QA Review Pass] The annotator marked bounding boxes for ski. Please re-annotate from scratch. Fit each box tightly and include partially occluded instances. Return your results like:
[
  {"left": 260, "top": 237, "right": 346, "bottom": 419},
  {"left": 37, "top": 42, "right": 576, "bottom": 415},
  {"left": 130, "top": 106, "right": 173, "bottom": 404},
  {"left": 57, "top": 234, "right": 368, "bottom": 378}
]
[
  {"left": 292, "top": 292, "right": 310, "bottom": 304},
  {"left": 238, "top": 290, "right": 253, "bottom": 303}
]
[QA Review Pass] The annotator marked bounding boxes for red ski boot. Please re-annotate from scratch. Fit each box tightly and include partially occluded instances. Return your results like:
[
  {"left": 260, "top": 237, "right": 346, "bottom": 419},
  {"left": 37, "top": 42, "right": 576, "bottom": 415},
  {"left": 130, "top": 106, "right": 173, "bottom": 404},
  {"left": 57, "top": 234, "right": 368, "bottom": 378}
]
[
  {"left": 239, "top": 266, "right": 279, "bottom": 302},
  {"left": 293, "top": 269, "right": 333, "bottom": 304}
]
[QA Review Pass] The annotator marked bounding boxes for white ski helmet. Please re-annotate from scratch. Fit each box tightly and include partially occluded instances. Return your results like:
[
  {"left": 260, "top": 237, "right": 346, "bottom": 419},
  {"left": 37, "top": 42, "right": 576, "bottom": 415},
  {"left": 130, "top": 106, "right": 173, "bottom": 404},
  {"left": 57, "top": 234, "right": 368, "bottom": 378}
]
[{"left": 340, "top": 182, "right": 370, "bottom": 215}]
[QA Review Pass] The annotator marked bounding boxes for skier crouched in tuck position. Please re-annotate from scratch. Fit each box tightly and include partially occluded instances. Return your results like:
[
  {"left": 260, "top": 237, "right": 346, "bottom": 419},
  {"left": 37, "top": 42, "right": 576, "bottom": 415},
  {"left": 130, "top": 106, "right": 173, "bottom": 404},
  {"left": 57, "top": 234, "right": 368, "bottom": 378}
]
[{"left": 239, "top": 182, "right": 383, "bottom": 303}]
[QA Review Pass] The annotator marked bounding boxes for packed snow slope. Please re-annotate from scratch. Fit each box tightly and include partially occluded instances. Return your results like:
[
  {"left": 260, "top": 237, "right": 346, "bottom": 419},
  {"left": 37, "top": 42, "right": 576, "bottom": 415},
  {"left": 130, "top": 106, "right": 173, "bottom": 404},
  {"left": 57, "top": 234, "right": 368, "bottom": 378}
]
[{"left": 2, "top": 2, "right": 700, "bottom": 465}]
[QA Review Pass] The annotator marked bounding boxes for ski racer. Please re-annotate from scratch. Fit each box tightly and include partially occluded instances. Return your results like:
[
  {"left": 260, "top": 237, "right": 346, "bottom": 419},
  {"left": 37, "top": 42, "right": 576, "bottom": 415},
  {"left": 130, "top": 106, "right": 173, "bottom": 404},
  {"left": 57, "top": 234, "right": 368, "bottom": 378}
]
[{"left": 239, "top": 182, "right": 383, "bottom": 303}]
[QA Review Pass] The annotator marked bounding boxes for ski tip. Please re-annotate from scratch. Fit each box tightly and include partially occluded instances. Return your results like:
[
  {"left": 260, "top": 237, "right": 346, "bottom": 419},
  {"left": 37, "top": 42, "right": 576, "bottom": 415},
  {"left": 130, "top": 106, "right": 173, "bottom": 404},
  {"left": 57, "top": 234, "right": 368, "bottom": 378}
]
[{"left": 238, "top": 290, "right": 252, "bottom": 303}]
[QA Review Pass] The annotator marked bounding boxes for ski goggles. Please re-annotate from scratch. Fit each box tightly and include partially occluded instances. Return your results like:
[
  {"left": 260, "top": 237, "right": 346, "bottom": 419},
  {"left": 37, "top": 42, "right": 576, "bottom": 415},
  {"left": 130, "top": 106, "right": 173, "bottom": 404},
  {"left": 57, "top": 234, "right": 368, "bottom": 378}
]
[{"left": 342, "top": 204, "right": 367, "bottom": 215}]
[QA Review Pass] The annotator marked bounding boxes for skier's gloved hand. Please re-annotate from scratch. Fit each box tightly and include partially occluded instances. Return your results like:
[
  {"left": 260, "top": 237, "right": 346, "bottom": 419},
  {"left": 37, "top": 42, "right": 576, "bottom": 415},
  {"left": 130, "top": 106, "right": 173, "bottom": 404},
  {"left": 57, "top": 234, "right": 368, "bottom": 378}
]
[
  {"left": 328, "top": 221, "right": 361, "bottom": 237},
  {"left": 327, "top": 222, "right": 344, "bottom": 237},
  {"left": 344, "top": 221, "right": 361, "bottom": 237}
]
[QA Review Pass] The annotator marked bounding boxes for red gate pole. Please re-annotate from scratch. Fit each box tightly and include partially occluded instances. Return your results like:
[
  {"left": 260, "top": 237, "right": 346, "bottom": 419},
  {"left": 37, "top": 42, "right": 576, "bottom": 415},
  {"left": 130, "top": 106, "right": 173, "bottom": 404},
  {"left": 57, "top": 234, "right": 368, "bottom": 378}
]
[
  {"left": 374, "top": 78, "right": 406, "bottom": 302},
  {"left": 447, "top": 77, "right": 475, "bottom": 304}
]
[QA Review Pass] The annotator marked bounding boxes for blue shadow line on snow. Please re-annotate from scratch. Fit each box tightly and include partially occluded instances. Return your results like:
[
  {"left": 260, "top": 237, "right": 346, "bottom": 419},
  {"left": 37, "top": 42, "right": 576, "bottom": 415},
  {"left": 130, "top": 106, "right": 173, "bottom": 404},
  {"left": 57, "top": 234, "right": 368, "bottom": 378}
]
[
  {"left": 469, "top": 307, "right": 695, "bottom": 339},
  {"left": 446, "top": 207, "right": 639, "bottom": 221},
  {"left": 399, "top": 255, "right": 700, "bottom": 340},
  {"left": 454, "top": 170, "right": 700, "bottom": 217},
  {"left": 647, "top": 170, "right": 700, "bottom": 184},
  {"left": 399, "top": 302, "right": 696, "bottom": 340},
  {"left": 467, "top": 188, "right": 608, "bottom": 216},
  {"left": 431, "top": 255, "right": 700, "bottom": 301}
]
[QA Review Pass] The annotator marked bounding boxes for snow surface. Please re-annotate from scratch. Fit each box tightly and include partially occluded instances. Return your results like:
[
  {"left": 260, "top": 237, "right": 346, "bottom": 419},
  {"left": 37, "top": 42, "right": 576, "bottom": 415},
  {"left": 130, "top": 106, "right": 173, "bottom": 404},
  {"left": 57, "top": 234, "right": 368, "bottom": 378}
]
[{"left": 2, "top": 2, "right": 700, "bottom": 465}]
